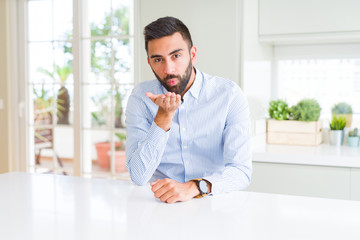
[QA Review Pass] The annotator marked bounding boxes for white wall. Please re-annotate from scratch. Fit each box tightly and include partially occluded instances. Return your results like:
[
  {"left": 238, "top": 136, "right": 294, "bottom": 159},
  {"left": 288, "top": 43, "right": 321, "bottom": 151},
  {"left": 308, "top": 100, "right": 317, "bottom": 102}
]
[
  {"left": 241, "top": 0, "right": 273, "bottom": 137},
  {"left": 137, "top": 0, "right": 242, "bottom": 85}
]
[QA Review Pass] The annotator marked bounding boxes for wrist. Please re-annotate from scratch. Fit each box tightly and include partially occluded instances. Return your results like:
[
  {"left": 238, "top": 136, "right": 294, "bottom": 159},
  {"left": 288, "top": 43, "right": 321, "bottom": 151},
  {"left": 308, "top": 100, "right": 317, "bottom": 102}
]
[
  {"left": 190, "top": 179, "right": 211, "bottom": 198},
  {"left": 187, "top": 181, "right": 201, "bottom": 198},
  {"left": 154, "top": 109, "right": 175, "bottom": 131}
]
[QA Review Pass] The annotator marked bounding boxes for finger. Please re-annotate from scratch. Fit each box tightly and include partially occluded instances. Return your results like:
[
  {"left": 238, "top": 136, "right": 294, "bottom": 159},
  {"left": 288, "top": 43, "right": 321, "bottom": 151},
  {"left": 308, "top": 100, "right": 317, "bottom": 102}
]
[
  {"left": 170, "top": 93, "right": 176, "bottom": 105},
  {"left": 163, "top": 94, "right": 170, "bottom": 106},
  {"left": 150, "top": 179, "right": 160, "bottom": 186},
  {"left": 145, "top": 92, "right": 157, "bottom": 101},
  {"left": 165, "top": 195, "right": 179, "bottom": 204},
  {"left": 154, "top": 95, "right": 167, "bottom": 106},
  {"left": 151, "top": 179, "right": 166, "bottom": 192},
  {"left": 165, "top": 92, "right": 172, "bottom": 97},
  {"left": 176, "top": 94, "right": 181, "bottom": 104},
  {"left": 146, "top": 92, "right": 163, "bottom": 102},
  {"left": 159, "top": 189, "right": 176, "bottom": 203},
  {"left": 145, "top": 92, "right": 153, "bottom": 98},
  {"left": 154, "top": 185, "right": 170, "bottom": 199}
]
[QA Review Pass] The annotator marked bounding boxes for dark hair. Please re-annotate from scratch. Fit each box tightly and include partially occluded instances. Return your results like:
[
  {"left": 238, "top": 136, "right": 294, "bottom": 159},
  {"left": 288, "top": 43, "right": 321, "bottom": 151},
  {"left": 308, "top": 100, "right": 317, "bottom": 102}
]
[{"left": 144, "top": 16, "right": 193, "bottom": 53}]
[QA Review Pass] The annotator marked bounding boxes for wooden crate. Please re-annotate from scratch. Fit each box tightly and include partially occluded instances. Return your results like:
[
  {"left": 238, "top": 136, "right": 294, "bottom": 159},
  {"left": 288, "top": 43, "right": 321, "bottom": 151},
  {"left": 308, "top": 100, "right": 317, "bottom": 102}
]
[{"left": 266, "top": 119, "right": 322, "bottom": 146}]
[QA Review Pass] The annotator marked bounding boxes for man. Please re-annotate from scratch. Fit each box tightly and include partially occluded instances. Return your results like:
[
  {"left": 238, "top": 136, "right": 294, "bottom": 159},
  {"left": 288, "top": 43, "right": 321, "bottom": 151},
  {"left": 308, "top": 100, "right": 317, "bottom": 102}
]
[{"left": 125, "top": 16, "right": 252, "bottom": 204}]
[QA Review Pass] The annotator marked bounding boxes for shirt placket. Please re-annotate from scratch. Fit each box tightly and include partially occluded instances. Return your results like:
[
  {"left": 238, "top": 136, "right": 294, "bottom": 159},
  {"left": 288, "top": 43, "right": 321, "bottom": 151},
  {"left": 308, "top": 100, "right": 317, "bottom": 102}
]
[{"left": 178, "top": 100, "right": 191, "bottom": 182}]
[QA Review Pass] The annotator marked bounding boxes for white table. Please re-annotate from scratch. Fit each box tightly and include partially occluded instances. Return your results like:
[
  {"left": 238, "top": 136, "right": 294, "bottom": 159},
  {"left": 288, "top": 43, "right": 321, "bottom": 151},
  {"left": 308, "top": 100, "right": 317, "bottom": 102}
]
[{"left": 1, "top": 172, "right": 360, "bottom": 240}]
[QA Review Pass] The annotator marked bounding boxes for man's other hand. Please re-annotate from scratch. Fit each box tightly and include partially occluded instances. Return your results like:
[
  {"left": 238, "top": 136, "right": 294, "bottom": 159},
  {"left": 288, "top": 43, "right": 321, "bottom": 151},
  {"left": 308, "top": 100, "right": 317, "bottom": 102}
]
[{"left": 150, "top": 178, "right": 200, "bottom": 204}]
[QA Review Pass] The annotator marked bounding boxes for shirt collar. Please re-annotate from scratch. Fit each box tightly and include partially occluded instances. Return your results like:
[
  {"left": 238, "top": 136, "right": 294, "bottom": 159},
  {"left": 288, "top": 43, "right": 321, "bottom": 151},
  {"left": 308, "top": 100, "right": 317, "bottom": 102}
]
[{"left": 187, "top": 67, "right": 202, "bottom": 99}]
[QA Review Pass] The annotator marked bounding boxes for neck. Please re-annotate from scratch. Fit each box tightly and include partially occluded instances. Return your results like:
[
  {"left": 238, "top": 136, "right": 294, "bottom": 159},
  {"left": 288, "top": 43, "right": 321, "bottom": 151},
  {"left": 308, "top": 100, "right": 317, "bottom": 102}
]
[{"left": 180, "top": 67, "right": 196, "bottom": 98}]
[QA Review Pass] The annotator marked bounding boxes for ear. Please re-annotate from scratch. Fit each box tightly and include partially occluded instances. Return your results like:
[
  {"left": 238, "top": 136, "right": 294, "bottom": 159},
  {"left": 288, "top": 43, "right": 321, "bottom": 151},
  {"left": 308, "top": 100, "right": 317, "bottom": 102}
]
[
  {"left": 147, "top": 57, "right": 150, "bottom": 65},
  {"left": 190, "top": 46, "right": 197, "bottom": 65}
]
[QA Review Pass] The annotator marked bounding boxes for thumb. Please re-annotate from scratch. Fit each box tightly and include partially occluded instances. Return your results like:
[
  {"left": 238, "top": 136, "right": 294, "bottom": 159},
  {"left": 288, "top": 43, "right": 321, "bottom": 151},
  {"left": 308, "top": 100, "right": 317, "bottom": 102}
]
[
  {"left": 145, "top": 92, "right": 161, "bottom": 101},
  {"left": 145, "top": 92, "right": 154, "bottom": 99},
  {"left": 150, "top": 179, "right": 160, "bottom": 186}
]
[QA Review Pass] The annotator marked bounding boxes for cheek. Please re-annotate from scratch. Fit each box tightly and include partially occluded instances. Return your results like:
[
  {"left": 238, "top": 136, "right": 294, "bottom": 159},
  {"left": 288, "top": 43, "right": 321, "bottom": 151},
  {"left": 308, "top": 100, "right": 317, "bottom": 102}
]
[{"left": 150, "top": 64, "right": 162, "bottom": 75}]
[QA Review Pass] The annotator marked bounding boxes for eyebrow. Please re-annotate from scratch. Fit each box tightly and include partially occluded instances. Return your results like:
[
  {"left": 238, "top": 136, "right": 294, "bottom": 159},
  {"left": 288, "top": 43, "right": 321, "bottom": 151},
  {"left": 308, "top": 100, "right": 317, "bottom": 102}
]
[{"left": 150, "top": 48, "right": 184, "bottom": 59}]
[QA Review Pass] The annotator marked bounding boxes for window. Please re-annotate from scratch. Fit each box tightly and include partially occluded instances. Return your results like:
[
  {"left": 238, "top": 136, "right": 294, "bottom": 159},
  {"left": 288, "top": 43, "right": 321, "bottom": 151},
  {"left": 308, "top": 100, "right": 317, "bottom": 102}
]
[
  {"left": 274, "top": 44, "right": 360, "bottom": 128},
  {"left": 26, "top": 0, "right": 134, "bottom": 178}
]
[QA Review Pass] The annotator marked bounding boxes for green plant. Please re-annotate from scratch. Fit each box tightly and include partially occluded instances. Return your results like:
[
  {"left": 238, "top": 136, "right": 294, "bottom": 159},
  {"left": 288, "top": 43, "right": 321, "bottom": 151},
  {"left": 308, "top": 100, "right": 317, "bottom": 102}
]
[
  {"left": 114, "top": 88, "right": 124, "bottom": 128},
  {"left": 329, "top": 115, "right": 347, "bottom": 130},
  {"left": 349, "top": 128, "right": 358, "bottom": 137},
  {"left": 38, "top": 62, "right": 72, "bottom": 124},
  {"left": 90, "top": 88, "right": 124, "bottom": 128},
  {"left": 331, "top": 102, "right": 353, "bottom": 114},
  {"left": 90, "top": 92, "right": 111, "bottom": 127},
  {"left": 33, "top": 85, "right": 52, "bottom": 112},
  {"left": 268, "top": 100, "right": 290, "bottom": 120},
  {"left": 115, "top": 132, "right": 126, "bottom": 150},
  {"left": 291, "top": 99, "right": 321, "bottom": 122}
]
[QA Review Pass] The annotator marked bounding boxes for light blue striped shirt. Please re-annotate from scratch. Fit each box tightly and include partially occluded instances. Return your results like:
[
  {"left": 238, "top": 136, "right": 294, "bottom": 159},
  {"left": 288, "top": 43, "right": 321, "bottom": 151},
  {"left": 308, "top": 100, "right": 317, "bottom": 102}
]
[{"left": 125, "top": 69, "right": 252, "bottom": 195}]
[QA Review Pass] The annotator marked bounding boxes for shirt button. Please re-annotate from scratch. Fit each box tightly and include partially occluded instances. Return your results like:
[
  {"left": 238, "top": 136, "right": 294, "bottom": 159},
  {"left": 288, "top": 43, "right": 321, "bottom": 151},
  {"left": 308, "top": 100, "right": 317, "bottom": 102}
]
[
  {"left": 180, "top": 106, "right": 184, "bottom": 109},
  {"left": 185, "top": 161, "right": 189, "bottom": 165},
  {"left": 182, "top": 128, "right": 186, "bottom": 132},
  {"left": 184, "top": 145, "right": 188, "bottom": 149}
]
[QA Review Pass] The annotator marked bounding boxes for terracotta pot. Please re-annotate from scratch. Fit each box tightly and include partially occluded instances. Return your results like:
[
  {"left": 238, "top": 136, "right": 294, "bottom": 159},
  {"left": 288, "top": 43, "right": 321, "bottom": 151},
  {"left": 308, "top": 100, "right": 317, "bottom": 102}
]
[
  {"left": 114, "top": 150, "right": 127, "bottom": 172},
  {"left": 95, "top": 142, "right": 127, "bottom": 172}
]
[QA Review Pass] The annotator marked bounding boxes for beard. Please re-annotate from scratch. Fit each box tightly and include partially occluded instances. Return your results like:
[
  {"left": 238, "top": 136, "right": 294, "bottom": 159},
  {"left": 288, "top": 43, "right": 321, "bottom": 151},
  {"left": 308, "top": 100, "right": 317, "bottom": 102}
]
[{"left": 153, "top": 60, "right": 193, "bottom": 95}]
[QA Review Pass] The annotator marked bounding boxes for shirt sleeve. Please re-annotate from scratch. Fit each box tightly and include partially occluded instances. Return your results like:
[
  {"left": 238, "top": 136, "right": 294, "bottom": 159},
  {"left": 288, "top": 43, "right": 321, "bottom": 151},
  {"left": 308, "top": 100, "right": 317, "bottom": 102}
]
[
  {"left": 125, "top": 93, "right": 169, "bottom": 185},
  {"left": 203, "top": 86, "right": 252, "bottom": 195}
]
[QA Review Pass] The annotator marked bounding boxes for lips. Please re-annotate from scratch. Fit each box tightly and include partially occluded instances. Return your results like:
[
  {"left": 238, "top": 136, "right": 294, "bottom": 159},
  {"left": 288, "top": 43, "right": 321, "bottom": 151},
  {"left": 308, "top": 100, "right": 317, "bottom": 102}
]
[{"left": 167, "top": 79, "right": 178, "bottom": 86}]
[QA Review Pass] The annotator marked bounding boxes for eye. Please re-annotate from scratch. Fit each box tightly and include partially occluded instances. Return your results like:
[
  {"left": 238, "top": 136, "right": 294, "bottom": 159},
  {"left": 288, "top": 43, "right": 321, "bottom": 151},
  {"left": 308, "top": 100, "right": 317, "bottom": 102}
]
[
  {"left": 173, "top": 53, "right": 181, "bottom": 58},
  {"left": 154, "top": 58, "right": 162, "bottom": 63}
]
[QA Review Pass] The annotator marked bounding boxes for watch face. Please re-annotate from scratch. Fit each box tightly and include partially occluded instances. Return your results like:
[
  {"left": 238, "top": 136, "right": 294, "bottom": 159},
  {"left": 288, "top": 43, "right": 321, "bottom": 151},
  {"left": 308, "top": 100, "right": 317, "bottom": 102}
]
[{"left": 199, "top": 180, "right": 208, "bottom": 194}]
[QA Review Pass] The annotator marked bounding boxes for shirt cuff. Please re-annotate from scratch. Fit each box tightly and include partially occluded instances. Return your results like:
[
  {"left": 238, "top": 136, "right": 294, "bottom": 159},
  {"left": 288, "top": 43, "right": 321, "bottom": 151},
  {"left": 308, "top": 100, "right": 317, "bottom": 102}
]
[
  {"left": 145, "top": 121, "right": 170, "bottom": 149},
  {"left": 203, "top": 176, "right": 222, "bottom": 195}
]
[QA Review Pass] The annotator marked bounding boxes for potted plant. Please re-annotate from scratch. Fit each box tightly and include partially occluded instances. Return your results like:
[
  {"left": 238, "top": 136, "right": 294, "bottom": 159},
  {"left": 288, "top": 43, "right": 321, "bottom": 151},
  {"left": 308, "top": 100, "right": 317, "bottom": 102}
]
[
  {"left": 267, "top": 98, "right": 322, "bottom": 146},
  {"left": 268, "top": 99, "right": 290, "bottom": 120},
  {"left": 95, "top": 132, "right": 127, "bottom": 172},
  {"left": 114, "top": 132, "right": 126, "bottom": 172},
  {"left": 290, "top": 99, "right": 321, "bottom": 122},
  {"left": 331, "top": 102, "right": 353, "bottom": 128},
  {"left": 38, "top": 62, "right": 72, "bottom": 125},
  {"left": 348, "top": 128, "right": 359, "bottom": 147},
  {"left": 329, "top": 115, "right": 347, "bottom": 146}
]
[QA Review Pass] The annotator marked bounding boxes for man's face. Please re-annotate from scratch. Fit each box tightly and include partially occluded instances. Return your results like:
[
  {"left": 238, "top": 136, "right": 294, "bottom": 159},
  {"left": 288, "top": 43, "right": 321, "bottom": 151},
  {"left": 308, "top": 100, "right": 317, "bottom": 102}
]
[{"left": 147, "top": 32, "right": 196, "bottom": 94}]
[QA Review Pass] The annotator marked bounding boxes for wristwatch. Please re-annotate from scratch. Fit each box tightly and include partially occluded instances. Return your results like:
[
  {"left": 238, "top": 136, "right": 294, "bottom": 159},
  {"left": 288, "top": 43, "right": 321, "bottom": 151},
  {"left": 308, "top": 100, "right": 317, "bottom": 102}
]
[{"left": 191, "top": 178, "right": 209, "bottom": 198}]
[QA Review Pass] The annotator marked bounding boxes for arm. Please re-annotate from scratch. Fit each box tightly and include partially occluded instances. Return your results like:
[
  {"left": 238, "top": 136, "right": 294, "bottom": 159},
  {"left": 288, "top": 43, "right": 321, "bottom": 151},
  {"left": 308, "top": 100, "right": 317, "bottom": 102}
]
[
  {"left": 125, "top": 91, "right": 181, "bottom": 185},
  {"left": 203, "top": 87, "right": 252, "bottom": 195}
]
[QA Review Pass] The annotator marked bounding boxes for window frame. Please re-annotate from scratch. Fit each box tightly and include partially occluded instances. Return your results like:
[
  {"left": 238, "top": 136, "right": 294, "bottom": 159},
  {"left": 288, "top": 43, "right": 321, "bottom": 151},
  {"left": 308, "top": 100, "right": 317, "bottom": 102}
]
[
  {"left": 273, "top": 43, "right": 360, "bottom": 119},
  {"left": 16, "top": 0, "right": 140, "bottom": 177}
]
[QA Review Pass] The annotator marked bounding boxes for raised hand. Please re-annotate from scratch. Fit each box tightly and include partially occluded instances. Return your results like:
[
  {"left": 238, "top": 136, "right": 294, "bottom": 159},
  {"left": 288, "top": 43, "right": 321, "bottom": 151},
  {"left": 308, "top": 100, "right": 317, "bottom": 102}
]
[
  {"left": 145, "top": 92, "right": 181, "bottom": 112},
  {"left": 145, "top": 92, "right": 181, "bottom": 131}
]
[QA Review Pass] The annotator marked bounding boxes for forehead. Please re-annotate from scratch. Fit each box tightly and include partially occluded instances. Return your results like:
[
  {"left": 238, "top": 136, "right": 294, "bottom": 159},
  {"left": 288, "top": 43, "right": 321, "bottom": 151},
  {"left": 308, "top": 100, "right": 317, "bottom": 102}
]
[{"left": 147, "top": 32, "right": 189, "bottom": 55}]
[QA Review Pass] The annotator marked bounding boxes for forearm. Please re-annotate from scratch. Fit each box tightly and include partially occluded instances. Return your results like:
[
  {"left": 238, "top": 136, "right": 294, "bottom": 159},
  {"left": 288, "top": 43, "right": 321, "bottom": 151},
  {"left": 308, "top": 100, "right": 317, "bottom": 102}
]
[
  {"left": 127, "top": 122, "right": 169, "bottom": 185},
  {"left": 204, "top": 164, "right": 252, "bottom": 195},
  {"left": 154, "top": 108, "right": 175, "bottom": 132}
]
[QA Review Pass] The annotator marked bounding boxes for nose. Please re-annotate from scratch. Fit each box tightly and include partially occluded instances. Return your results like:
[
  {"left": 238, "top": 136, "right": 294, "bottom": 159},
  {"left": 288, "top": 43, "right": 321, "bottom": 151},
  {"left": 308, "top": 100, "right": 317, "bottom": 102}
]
[{"left": 163, "top": 59, "right": 175, "bottom": 75}]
